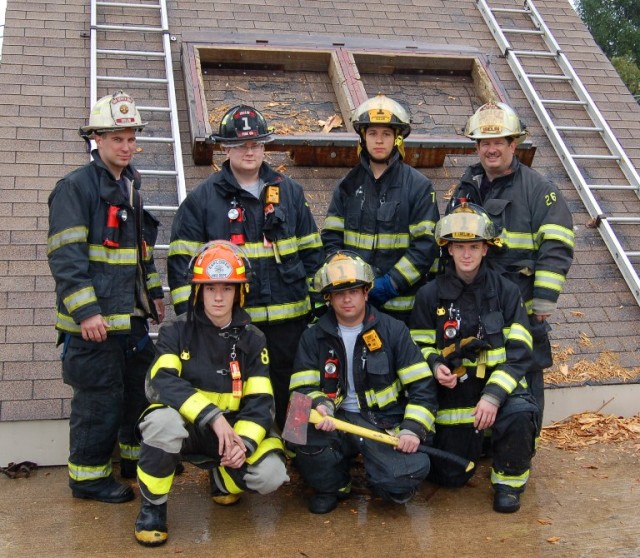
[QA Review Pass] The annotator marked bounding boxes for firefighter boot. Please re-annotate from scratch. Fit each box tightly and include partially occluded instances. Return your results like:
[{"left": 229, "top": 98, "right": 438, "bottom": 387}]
[
  {"left": 493, "top": 487, "right": 521, "bottom": 513},
  {"left": 208, "top": 470, "right": 240, "bottom": 506},
  {"left": 71, "top": 476, "right": 134, "bottom": 504},
  {"left": 134, "top": 499, "right": 168, "bottom": 546}
]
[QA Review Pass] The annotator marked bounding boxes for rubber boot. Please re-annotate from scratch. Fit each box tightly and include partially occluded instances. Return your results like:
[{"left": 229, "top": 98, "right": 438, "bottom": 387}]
[{"left": 134, "top": 499, "right": 168, "bottom": 546}]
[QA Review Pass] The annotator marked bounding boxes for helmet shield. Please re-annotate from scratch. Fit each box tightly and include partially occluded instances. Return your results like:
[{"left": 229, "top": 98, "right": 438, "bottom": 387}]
[
  {"left": 464, "top": 102, "right": 527, "bottom": 144},
  {"left": 314, "top": 252, "right": 375, "bottom": 294},
  {"left": 351, "top": 94, "right": 412, "bottom": 138},
  {"left": 80, "top": 90, "right": 146, "bottom": 135},
  {"left": 211, "top": 105, "right": 274, "bottom": 144},
  {"left": 436, "top": 204, "right": 500, "bottom": 246}
]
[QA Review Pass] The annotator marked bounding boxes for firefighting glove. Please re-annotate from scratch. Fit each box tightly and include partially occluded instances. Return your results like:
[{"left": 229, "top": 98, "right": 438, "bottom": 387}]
[
  {"left": 263, "top": 207, "right": 286, "bottom": 242},
  {"left": 444, "top": 337, "right": 491, "bottom": 369},
  {"left": 368, "top": 275, "right": 398, "bottom": 306}
]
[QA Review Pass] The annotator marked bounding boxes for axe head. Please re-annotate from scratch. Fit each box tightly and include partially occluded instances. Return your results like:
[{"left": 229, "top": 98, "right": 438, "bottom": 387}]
[{"left": 282, "top": 391, "right": 314, "bottom": 445}]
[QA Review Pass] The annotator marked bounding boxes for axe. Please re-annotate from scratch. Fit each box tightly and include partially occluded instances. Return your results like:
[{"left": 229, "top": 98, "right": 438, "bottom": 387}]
[{"left": 283, "top": 392, "right": 474, "bottom": 473}]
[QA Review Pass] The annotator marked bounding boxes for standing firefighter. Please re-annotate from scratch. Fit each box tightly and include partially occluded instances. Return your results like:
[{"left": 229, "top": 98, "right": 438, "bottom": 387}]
[
  {"left": 322, "top": 94, "right": 440, "bottom": 323},
  {"left": 167, "top": 105, "right": 324, "bottom": 430},
  {"left": 410, "top": 204, "right": 539, "bottom": 513},
  {"left": 47, "top": 91, "right": 165, "bottom": 502},
  {"left": 447, "top": 102, "right": 574, "bottom": 417},
  {"left": 135, "top": 241, "right": 288, "bottom": 547},
  {"left": 289, "top": 252, "right": 437, "bottom": 514}
]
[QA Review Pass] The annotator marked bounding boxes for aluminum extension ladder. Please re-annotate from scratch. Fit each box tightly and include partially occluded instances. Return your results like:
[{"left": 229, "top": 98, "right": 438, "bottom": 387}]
[
  {"left": 477, "top": 0, "right": 640, "bottom": 306},
  {"left": 88, "top": 0, "right": 186, "bottom": 217}
]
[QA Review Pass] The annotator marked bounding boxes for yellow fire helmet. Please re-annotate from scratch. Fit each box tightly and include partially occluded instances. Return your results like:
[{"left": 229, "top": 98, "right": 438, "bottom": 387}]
[
  {"left": 436, "top": 203, "right": 501, "bottom": 246},
  {"left": 80, "top": 90, "right": 146, "bottom": 136},
  {"left": 464, "top": 102, "right": 527, "bottom": 144},
  {"left": 314, "top": 251, "right": 375, "bottom": 295}
]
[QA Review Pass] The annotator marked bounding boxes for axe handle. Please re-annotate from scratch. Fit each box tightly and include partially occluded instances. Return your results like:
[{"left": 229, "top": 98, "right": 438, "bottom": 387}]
[{"left": 309, "top": 409, "right": 474, "bottom": 473}]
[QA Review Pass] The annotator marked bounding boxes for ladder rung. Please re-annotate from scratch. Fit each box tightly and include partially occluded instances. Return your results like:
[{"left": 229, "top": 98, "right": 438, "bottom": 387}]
[
  {"left": 97, "top": 1, "right": 161, "bottom": 8},
  {"left": 144, "top": 206, "right": 179, "bottom": 212},
  {"left": 137, "top": 105, "right": 171, "bottom": 113},
  {"left": 571, "top": 154, "right": 620, "bottom": 161},
  {"left": 510, "top": 50, "right": 557, "bottom": 58},
  {"left": 97, "top": 75, "right": 168, "bottom": 84},
  {"left": 94, "top": 23, "right": 165, "bottom": 33},
  {"left": 502, "top": 28, "right": 544, "bottom": 35},
  {"left": 588, "top": 184, "right": 639, "bottom": 191},
  {"left": 139, "top": 170, "right": 179, "bottom": 176},
  {"left": 97, "top": 48, "right": 165, "bottom": 58},
  {"left": 491, "top": 7, "right": 530, "bottom": 14},
  {"left": 525, "top": 73, "right": 571, "bottom": 81},
  {"left": 136, "top": 136, "right": 175, "bottom": 143},
  {"left": 606, "top": 217, "right": 640, "bottom": 224},
  {"left": 556, "top": 125, "right": 603, "bottom": 132},
  {"left": 624, "top": 251, "right": 640, "bottom": 258},
  {"left": 540, "top": 99, "right": 588, "bottom": 106}
]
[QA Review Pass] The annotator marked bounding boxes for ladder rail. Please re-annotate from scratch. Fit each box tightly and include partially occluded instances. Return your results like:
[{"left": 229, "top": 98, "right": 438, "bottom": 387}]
[{"left": 477, "top": 0, "right": 640, "bottom": 306}]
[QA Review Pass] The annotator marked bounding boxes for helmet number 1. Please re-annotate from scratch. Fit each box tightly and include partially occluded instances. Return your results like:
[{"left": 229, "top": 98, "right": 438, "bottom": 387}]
[{"left": 241, "top": 117, "right": 251, "bottom": 131}]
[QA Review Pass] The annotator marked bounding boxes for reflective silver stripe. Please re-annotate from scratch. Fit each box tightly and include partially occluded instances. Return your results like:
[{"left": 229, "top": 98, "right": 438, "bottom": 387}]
[
  {"left": 409, "top": 218, "right": 436, "bottom": 238},
  {"left": 323, "top": 215, "right": 344, "bottom": 231},
  {"left": 168, "top": 239, "right": 202, "bottom": 257},
  {"left": 435, "top": 407, "right": 476, "bottom": 425},
  {"left": 170, "top": 285, "right": 191, "bottom": 306},
  {"left": 486, "top": 369, "right": 518, "bottom": 394},
  {"left": 245, "top": 298, "right": 310, "bottom": 323},
  {"left": 394, "top": 255, "right": 421, "bottom": 284},
  {"left": 63, "top": 286, "right": 98, "bottom": 313},
  {"left": 47, "top": 226, "right": 88, "bottom": 254},
  {"left": 298, "top": 232, "right": 323, "bottom": 251},
  {"left": 382, "top": 295, "right": 415, "bottom": 312},
  {"left": 537, "top": 223, "right": 575, "bottom": 248},
  {"left": 289, "top": 369, "right": 321, "bottom": 390},
  {"left": 397, "top": 361, "right": 432, "bottom": 384},
  {"left": 88, "top": 244, "right": 137, "bottom": 265},
  {"left": 68, "top": 460, "right": 112, "bottom": 481},
  {"left": 119, "top": 443, "right": 140, "bottom": 460},
  {"left": 404, "top": 403, "right": 435, "bottom": 430}
]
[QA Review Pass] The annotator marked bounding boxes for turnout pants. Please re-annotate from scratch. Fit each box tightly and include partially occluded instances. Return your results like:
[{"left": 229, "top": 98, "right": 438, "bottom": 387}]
[
  {"left": 256, "top": 316, "right": 308, "bottom": 431},
  {"left": 137, "top": 407, "right": 289, "bottom": 504},
  {"left": 62, "top": 318, "right": 154, "bottom": 488},
  {"left": 293, "top": 410, "right": 430, "bottom": 500},
  {"left": 428, "top": 395, "right": 539, "bottom": 493}
]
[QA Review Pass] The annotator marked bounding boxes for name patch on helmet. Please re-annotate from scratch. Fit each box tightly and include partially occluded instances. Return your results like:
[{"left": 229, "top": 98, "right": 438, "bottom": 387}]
[{"left": 205, "top": 258, "right": 235, "bottom": 280}]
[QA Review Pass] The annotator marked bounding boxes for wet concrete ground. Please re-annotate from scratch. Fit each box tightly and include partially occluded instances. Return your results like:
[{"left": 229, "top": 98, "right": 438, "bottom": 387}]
[{"left": 1, "top": 443, "right": 639, "bottom": 558}]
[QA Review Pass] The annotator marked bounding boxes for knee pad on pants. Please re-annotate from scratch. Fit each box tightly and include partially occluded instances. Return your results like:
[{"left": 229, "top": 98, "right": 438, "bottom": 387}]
[
  {"left": 244, "top": 454, "right": 290, "bottom": 495},
  {"left": 139, "top": 407, "right": 188, "bottom": 454}
]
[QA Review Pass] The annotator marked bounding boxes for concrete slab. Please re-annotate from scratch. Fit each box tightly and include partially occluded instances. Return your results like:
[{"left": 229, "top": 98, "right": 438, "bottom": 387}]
[{"left": 1, "top": 443, "right": 638, "bottom": 557}]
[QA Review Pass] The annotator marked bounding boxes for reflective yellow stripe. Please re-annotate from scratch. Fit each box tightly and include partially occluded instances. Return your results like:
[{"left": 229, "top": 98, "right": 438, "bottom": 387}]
[
  {"left": 179, "top": 392, "right": 214, "bottom": 423},
  {"left": 168, "top": 239, "right": 202, "bottom": 257},
  {"left": 150, "top": 354, "right": 182, "bottom": 380},
  {"left": 486, "top": 369, "right": 518, "bottom": 394},
  {"left": 364, "top": 379, "right": 402, "bottom": 408},
  {"left": 382, "top": 295, "right": 415, "bottom": 312},
  {"left": 234, "top": 419, "right": 266, "bottom": 445},
  {"left": 289, "top": 369, "right": 321, "bottom": 391},
  {"left": 218, "top": 466, "right": 243, "bottom": 494},
  {"left": 55, "top": 312, "right": 131, "bottom": 333},
  {"left": 537, "top": 223, "right": 575, "bottom": 248},
  {"left": 88, "top": 244, "right": 137, "bottom": 264},
  {"left": 501, "top": 230, "right": 535, "bottom": 250},
  {"left": 68, "top": 460, "right": 112, "bottom": 481},
  {"left": 146, "top": 272, "right": 162, "bottom": 290},
  {"left": 534, "top": 269, "right": 566, "bottom": 294},
  {"left": 63, "top": 286, "right": 98, "bottom": 313},
  {"left": 404, "top": 403, "right": 435, "bottom": 431},
  {"left": 507, "top": 323, "right": 533, "bottom": 350},
  {"left": 47, "top": 226, "right": 88, "bottom": 254},
  {"left": 245, "top": 298, "right": 310, "bottom": 323},
  {"left": 244, "top": 376, "right": 273, "bottom": 396},
  {"left": 297, "top": 232, "right": 322, "bottom": 251},
  {"left": 119, "top": 443, "right": 140, "bottom": 460},
  {"left": 410, "top": 329, "right": 435, "bottom": 345},
  {"left": 376, "top": 233, "right": 409, "bottom": 249},
  {"left": 323, "top": 215, "right": 344, "bottom": 231},
  {"left": 171, "top": 284, "right": 191, "bottom": 307},
  {"left": 394, "top": 255, "right": 421, "bottom": 284},
  {"left": 397, "top": 361, "right": 432, "bottom": 385},
  {"left": 491, "top": 467, "right": 529, "bottom": 488},
  {"left": 435, "top": 407, "right": 476, "bottom": 425},
  {"left": 138, "top": 466, "right": 174, "bottom": 496},
  {"left": 409, "top": 219, "right": 436, "bottom": 238},
  {"left": 246, "top": 436, "right": 285, "bottom": 465},
  {"left": 344, "top": 230, "right": 375, "bottom": 251}
]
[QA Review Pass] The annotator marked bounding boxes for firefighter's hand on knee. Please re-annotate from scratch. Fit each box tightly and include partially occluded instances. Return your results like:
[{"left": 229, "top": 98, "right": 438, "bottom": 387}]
[
  {"left": 472, "top": 399, "right": 498, "bottom": 431},
  {"left": 395, "top": 432, "right": 420, "bottom": 453},
  {"left": 435, "top": 363, "right": 457, "bottom": 389},
  {"left": 80, "top": 314, "right": 109, "bottom": 343},
  {"left": 212, "top": 415, "right": 246, "bottom": 468},
  {"left": 314, "top": 404, "right": 336, "bottom": 432}
]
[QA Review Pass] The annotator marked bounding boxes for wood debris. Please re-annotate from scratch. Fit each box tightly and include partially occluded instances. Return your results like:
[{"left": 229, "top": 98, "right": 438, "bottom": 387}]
[
  {"left": 319, "top": 114, "right": 343, "bottom": 133},
  {"left": 541, "top": 412, "right": 640, "bottom": 455},
  {"left": 545, "top": 351, "right": 640, "bottom": 386}
]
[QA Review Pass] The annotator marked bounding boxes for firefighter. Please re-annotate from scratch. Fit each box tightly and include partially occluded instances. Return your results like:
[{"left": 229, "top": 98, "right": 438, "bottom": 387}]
[
  {"left": 167, "top": 105, "right": 324, "bottom": 430},
  {"left": 47, "top": 91, "right": 164, "bottom": 503},
  {"left": 134, "top": 241, "right": 289, "bottom": 547},
  {"left": 289, "top": 252, "right": 437, "bottom": 514},
  {"left": 322, "top": 94, "right": 440, "bottom": 323},
  {"left": 410, "top": 204, "right": 539, "bottom": 513},
  {"left": 446, "top": 102, "right": 574, "bottom": 418}
]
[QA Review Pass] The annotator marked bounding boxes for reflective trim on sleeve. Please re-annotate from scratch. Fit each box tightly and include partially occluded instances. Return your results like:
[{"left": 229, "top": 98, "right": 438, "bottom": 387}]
[
  {"left": 534, "top": 269, "right": 566, "bottom": 294},
  {"left": 47, "top": 226, "right": 89, "bottom": 254},
  {"left": 397, "top": 361, "right": 432, "bottom": 385},
  {"left": 289, "top": 369, "right": 321, "bottom": 391},
  {"left": 404, "top": 403, "right": 435, "bottom": 431},
  {"left": 63, "top": 286, "right": 98, "bottom": 314},
  {"left": 167, "top": 239, "right": 202, "bottom": 257},
  {"left": 537, "top": 223, "right": 575, "bottom": 248},
  {"left": 323, "top": 215, "right": 344, "bottom": 231},
  {"left": 486, "top": 369, "right": 518, "bottom": 394},
  {"left": 149, "top": 354, "right": 182, "bottom": 380},
  {"left": 244, "top": 376, "right": 274, "bottom": 396},
  {"left": 234, "top": 419, "right": 267, "bottom": 446}
]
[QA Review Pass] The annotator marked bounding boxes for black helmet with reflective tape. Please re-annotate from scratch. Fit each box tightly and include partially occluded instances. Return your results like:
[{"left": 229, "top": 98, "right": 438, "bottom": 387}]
[{"left": 211, "top": 105, "right": 274, "bottom": 144}]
